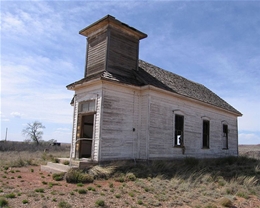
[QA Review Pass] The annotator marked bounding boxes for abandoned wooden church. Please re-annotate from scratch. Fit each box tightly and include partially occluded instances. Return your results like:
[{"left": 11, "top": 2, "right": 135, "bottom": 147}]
[{"left": 67, "top": 15, "right": 242, "bottom": 161}]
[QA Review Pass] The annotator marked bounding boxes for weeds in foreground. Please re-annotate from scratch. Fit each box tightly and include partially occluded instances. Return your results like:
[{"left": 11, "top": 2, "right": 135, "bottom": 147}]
[
  {"left": 95, "top": 199, "right": 105, "bottom": 207},
  {"left": 52, "top": 172, "right": 65, "bottom": 181},
  {"left": 0, "top": 154, "right": 259, "bottom": 207},
  {"left": 65, "top": 169, "right": 93, "bottom": 183},
  {"left": 58, "top": 200, "right": 72, "bottom": 208},
  {"left": 78, "top": 189, "right": 87, "bottom": 194},
  {"left": 0, "top": 198, "right": 8, "bottom": 207},
  {"left": 22, "top": 199, "right": 29, "bottom": 204},
  {"left": 5, "top": 193, "right": 16, "bottom": 198},
  {"left": 35, "top": 188, "right": 44, "bottom": 193}
]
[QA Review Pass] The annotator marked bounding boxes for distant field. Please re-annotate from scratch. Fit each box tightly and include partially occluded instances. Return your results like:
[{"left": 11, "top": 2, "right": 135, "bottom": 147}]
[
  {"left": 0, "top": 142, "right": 260, "bottom": 207},
  {"left": 239, "top": 144, "right": 260, "bottom": 159}
]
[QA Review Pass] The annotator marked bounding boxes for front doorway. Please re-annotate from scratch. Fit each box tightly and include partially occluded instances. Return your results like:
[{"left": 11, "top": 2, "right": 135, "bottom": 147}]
[{"left": 78, "top": 114, "right": 94, "bottom": 158}]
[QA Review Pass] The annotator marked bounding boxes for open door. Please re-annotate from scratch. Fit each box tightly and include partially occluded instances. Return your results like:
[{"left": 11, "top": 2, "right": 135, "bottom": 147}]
[{"left": 79, "top": 114, "right": 94, "bottom": 158}]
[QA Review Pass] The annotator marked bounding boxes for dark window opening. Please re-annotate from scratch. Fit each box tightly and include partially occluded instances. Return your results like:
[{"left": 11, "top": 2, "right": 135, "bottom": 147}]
[
  {"left": 202, "top": 120, "right": 210, "bottom": 148},
  {"left": 223, "top": 124, "right": 228, "bottom": 149},
  {"left": 175, "top": 115, "right": 184, "bottom": 146}
]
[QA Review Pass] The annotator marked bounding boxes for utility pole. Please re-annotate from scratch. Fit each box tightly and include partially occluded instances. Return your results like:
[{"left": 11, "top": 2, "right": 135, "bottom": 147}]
[{"left": 5, "top": 128, "right": 8, "bottom": 142}]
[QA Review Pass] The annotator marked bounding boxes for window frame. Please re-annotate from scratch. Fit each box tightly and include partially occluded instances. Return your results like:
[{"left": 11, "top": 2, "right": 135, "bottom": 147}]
[
  {"left": 222, "top": 123, "right": 229, "bottom": 149},
  {"left": 202, "top": 119, "right": 210, "bottom": 149},
  {"left": 78, "top": 100, "right": 96, "bottom": 114},
  {"left": 174, "top": 114, "right": 184, "bottom": 147}
]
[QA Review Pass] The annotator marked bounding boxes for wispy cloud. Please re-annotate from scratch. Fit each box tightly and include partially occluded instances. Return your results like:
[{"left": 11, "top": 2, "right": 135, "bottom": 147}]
[{"left": 10, "top": 112, "right": 23, "bottom": 118}]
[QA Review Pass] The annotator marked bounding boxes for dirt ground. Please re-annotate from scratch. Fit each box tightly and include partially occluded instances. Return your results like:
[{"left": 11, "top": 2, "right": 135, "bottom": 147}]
[
  {"left": 0, "top": 145, "right": 260, "bottom": 207},
  {"left": 0, "top": 165, "right": 260, "bottom": 208}
]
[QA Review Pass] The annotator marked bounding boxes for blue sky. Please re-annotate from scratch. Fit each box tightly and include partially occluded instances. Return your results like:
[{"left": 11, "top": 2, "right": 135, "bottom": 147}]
[{"left": 1, "top": 1, "right": 260, "bottom": 144}]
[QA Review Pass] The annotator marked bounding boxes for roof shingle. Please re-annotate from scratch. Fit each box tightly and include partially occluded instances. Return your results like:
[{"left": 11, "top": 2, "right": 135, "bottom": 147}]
[{"left": 67, "top": 60, "right": 242, "bottom": 116}]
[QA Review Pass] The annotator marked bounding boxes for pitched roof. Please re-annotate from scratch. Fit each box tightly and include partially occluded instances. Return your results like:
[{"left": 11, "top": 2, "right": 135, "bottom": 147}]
[{"left": 67, "top": 60, "right": 242, "bottom": 116}]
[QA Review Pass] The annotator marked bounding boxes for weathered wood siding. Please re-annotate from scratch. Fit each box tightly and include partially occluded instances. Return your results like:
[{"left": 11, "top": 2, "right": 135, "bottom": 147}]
[
  {"left": 70, "top": 101, "right": 78, "bottom": 159},
  {"left": 71, "top": 86, "right": 102, "bottom": 161},
  {"left": 148, "top": 90, "right": 238, "bottom": 159},
  {"left": 138, "top": 93, "right": 150, "bottom": 159},
  {"left": 100, "top": 84, "right": 139, "bottom": 160},
  {"left": 71, "top": 82, "right": 238, "bottom": 161},
  {"left": 86, "top": 31, "right": 107, "bottom": 77},
  {"left": 107, "top": 29, "right": 139, "bottom": 77}
]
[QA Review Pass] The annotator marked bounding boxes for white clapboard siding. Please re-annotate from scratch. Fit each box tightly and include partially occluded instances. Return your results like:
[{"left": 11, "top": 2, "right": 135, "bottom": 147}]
[
  {"left": 100, "top": 86, "right": 139, "bottom": 160},
  {"left": 148, "top": 91, "right": 238, "bottom": 159},
  {"left": 71, "top": 88, "right": 102, "bottom": 160},
  {"left": 70, "top": 80, "right": 238, "bottom": 161},
  {"left": 92, "top": 95, "right": 102, "bottom": 161},
  {"left": 70, "top": 101, "right": 78, "bottom": 159}
]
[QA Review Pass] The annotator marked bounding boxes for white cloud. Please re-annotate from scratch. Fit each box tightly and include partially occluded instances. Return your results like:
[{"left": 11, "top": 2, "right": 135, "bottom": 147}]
[{"left": 10, "top": 112, "right": 23, "bottom": 118}]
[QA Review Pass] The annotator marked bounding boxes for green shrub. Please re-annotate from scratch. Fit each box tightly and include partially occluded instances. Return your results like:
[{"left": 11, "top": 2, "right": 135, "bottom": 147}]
[
  {"left": 49, "top": 182, "right": 59, "bottom": 188},
  {"left": 0, "top": 198, "right": 8, "bottom": 207},
  {"left": 22, "top": 199, "right": 29, "bottom": 204},
  {"left": 87, "top": 186, "right": 96, "bottom": 191},
  {"left": 115, "top": 194, "right": 121, "bottom": 198},
  {"left": 52, "top": 172, "right": 65, "bottom": 181},
  {"left": 95, "top": 199, "right": 105, "bottom": 207},
  {"left": 115, "top": 176, "right": 125, "bottom": 182},
  {"left": 35, "top": 188, "right": 44, "bottom": 193},
  {"left": 65, "top": 169, "right": 93, "bottom": 183},
  {"left": 5, "top": 193, "right": 16, "bottom": 198},
  {"left": 128, "top": 191, "right": 135, "bottom": 197},
  {"left": 78, "top": 189, "right": 87, "bottom": 194},
  {"left": 137, "top": 200, "right": 143, "bottom": 205},
  {"left": 236, "top": 191, "right": 249, "bottom": 199},
  {"left": 77, "top": 183, "right": 84, "bottom": 187},
  {"left": 126, "top": 173, "right": 136, "bottom": 181},
  {"left": 58, "top": 200, "right": 72, "bottom": 208}
]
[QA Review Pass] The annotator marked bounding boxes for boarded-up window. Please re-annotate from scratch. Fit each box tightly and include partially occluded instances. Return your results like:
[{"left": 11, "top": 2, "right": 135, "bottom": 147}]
[
  {"left": 202, "top": 120, "right": 210, "bottom": 148},
  {"left": 223, "top": 124, "right": 228, "bottom": 149},
  {"left": 175, "top": 115, "right": 184, "bottom": 146},
  {"left": 79, "top": 100, "right": 95, "bottom": 113}
]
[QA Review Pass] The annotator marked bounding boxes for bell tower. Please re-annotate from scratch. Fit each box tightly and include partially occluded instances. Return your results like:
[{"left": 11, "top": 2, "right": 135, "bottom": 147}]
[{"left": 79, "top": 15, "right": 147, "bottom": 78}]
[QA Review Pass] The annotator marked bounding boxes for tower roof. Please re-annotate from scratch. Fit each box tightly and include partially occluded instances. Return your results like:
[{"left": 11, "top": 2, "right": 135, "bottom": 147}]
[{"left": 79, "top": 15, "right": 147, "bottom": 40}]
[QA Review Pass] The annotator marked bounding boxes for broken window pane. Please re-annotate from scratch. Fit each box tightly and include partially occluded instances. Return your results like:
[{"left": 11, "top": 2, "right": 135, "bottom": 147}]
[
  {"left": 175, "top": 115, "right": 184, "bottom": 146},
  {"left": 80, "top": 100, "right": 95, "bottom": 113},
  {"left": 223, "top": 124, "right": 228, "bottom": 149}
]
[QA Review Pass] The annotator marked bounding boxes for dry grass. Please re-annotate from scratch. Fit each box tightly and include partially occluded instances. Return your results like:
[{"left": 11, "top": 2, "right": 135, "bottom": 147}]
[
  {"left": 0, "top": 144, "right": 259, "bottom": 207},
  {"left": 0, "top": 141, "right": 70, "bottom": 167}
]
